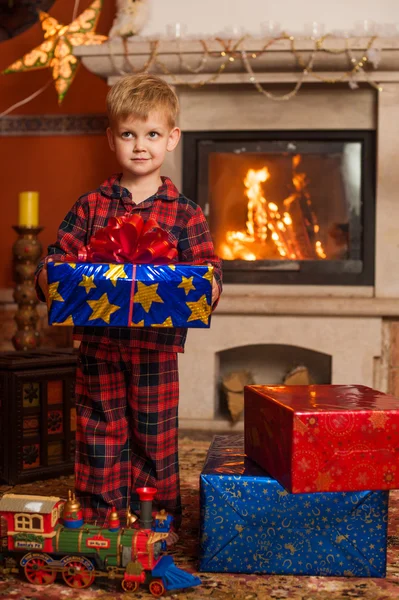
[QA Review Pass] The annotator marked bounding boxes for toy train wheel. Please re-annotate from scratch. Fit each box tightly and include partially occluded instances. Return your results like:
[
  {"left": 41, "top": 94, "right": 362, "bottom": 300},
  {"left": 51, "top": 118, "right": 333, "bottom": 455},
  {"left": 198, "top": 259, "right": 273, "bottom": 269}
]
[
  {"left": 62, "top": 558, "right": 95, "bottom": 589},
  {"left": 24, "top": 557, "right": 56, "bottom": 585},
  {"left": 121, "top": 579, "right": 139, "bottom": 592},
  {"left": 149, "top": 579, "right": 166, "bottom": 597}
]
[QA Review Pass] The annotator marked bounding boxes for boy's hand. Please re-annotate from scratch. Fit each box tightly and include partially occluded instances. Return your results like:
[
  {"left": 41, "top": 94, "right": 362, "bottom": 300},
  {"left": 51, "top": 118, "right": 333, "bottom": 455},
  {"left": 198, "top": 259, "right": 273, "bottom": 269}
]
[
  {"left": 38, "top": 258, "right": 53, "bottom": 303},
  {"left": 212, "top": 277, "right": 220, "bottom": 305},
  {"left": 207, "top": 263, "right": 220, "bottom": 306}
]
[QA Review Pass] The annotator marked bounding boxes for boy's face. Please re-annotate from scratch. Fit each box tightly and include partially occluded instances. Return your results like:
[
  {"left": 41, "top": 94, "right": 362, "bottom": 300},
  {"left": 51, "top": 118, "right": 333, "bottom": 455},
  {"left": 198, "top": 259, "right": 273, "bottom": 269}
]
[{"left": 107, "top": 110, "right": 180, "bottom": 181}]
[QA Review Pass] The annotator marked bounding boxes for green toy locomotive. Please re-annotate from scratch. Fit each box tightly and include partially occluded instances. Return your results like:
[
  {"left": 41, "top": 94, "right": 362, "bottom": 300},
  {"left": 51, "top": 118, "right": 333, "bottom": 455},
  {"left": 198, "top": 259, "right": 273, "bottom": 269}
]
[{"left": 0, "top": 486, "right": 200, "bottom": 596}]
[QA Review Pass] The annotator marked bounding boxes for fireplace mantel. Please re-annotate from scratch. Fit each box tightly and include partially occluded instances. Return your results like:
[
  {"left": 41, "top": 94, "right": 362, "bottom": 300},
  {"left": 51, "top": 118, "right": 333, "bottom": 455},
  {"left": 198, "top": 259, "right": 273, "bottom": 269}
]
[{"left": 74, "top": 37, "right": 399, "bottom": 86}]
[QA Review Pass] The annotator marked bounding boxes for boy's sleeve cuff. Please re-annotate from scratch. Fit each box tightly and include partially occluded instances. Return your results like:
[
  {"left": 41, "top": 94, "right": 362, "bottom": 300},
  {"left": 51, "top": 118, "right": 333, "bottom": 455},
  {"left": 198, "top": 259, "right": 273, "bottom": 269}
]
[{"left": 34, "top": 270, "right": 46, "bottom": 303}]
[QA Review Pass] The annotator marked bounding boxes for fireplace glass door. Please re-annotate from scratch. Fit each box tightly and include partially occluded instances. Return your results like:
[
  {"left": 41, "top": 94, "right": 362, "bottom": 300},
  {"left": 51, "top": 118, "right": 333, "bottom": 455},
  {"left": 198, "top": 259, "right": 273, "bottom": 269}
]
[{"left": 183, "top": 131, "right": 375, "bottom": 285}]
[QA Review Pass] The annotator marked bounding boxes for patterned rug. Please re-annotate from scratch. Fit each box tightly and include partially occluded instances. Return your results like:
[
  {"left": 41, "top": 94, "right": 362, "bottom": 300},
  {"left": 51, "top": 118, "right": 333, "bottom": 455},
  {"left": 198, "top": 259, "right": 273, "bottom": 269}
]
[{"left": 1, "top": 435, "right": 399, "bottom": 600}]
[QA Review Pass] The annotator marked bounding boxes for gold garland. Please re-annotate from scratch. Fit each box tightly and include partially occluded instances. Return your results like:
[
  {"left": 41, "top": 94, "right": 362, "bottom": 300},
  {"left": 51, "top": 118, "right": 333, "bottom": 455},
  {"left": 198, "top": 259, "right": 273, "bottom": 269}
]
[
  {"left": 108, "top": 39, "right": 160, "bottom": 76},
  {"left": 155, "top": 37, "right": 247, "bottom": 88},
  {"left": 118, "top": 33, "right": 384, "bottom": 100},
  {"left": 292, "top": 35, "right": 380, "bottom": 87},
  {"left": 176, "top": 39, "right": 209, "bottom": 73},
  {"left": 241, "top": 48, "right": 316, "bottom": 101},
  {"left": 122, "top": 39, "right": 160, "bottom": 73}
]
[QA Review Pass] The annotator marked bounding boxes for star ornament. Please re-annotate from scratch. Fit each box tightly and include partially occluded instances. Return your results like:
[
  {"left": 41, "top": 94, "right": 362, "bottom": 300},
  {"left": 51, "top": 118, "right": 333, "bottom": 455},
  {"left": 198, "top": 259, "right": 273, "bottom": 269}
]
[{"left": 2, "top": 0, "right": 107, "bottom": 104}]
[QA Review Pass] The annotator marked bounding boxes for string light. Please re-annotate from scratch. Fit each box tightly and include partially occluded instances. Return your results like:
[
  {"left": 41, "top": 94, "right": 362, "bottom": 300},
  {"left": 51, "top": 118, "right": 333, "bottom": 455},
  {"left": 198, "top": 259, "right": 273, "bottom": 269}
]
[
  {"left": 241, "top": 48, "right": 315, "bottom": 101},
  {"left": 155, "top": 37, "right": 247, "bottom": 89},
  {"left": 116, "top": 33, "right": 383, "bottom": 101},
  {"left": 176, "top": 40, "right": 209, "bottom": 73},
  {"left": 108, "top": 39, "right": 159, "bottom": 76}
]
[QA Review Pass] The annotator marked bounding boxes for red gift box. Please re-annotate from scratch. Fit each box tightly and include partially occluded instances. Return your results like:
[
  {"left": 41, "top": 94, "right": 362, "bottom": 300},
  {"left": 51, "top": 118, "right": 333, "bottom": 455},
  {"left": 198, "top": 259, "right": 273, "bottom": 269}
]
[{"left": 244, "top": 384, "right": 399, "bottom": 493}]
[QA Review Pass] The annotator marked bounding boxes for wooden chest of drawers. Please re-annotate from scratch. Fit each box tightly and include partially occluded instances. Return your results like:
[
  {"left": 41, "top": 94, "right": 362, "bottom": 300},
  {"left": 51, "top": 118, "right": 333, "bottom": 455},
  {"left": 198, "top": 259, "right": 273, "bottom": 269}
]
[{"left": 0, "top": 349, "right": 77, "bottom": 485}]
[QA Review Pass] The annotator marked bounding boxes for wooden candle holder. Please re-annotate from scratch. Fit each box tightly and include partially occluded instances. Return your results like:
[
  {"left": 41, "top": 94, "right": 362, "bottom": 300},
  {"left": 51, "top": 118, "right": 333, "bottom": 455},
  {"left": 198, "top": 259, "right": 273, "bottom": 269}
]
[{"left": 12, "top": 225, "right": 43, "bottom": 351}]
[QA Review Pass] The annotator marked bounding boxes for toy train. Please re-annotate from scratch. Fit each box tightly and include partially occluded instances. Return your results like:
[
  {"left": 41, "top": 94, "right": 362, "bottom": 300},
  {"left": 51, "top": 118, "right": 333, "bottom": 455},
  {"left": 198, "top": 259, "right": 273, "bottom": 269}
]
[{"left": 0, "top": 486, "right": 201, "bottom": 596}]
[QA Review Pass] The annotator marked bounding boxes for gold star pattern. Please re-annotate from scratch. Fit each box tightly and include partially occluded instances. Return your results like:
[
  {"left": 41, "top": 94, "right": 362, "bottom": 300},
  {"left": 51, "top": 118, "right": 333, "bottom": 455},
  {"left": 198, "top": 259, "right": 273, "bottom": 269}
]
[
  {"left": 293, "top": 417, "right": 308, "bottom": 435},
  {"left": 133, "top": 320, "right": 145, "bottom": 326},
  {"left": 48, "top": 281, "right": 64, "bottom": 305},
  {"left": 186, "top": 294, "right": 211, "bottom": 325},
  {"left": 202, "top": 265, "right": 214, "bottom": 282},
  {"left": 103, "top": 264, "right": 128, "bottom": 287},
  {"left": 2, "top": 0, "right": 107, "bottom": 103},
  {"left": 168, "top": 264, "right": 176, "bottom": 271},
  {"left": 87, "top": 293, "right": 120, "bottom": 324},
  {"left": 369, "top": 412, "right": 389, "bottom": 429},
  {"left": 53, "top": 262, "right": 76, "bottom": 269},
  {"left": 178, "top": 275, "right": 196, "bottom": 295},
  {"left": 79, "top": 274, "right": 96, "bottom": 294},
  {"left": 53, "top": 315, "right": 74, "bottom": 326},
  {"left": 150, "top": 317, "right": 174, "bottom": 327},
  {"left": 134, "top": 281, "right": 164, "bottom": 313},
  {"left": 315, "top": 471, "right": 333, "bottom": 491}
]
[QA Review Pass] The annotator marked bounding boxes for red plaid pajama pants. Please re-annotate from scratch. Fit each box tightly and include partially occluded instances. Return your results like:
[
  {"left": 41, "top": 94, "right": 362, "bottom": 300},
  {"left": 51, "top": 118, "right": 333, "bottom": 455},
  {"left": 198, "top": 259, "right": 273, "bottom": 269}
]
[{"left": 74, "top": 340, "right": 181, "bottom": 527}]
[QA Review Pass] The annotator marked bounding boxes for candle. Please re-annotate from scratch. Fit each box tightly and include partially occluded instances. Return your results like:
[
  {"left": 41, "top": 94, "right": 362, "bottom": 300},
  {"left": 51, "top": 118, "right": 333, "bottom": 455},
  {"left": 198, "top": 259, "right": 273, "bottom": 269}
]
[{"left": 18, "top": 191, "right": 39, "bottom": 227}]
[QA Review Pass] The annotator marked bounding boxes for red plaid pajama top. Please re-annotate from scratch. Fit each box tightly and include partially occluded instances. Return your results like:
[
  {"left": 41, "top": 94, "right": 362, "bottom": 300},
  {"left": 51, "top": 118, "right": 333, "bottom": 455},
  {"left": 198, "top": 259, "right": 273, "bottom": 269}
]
[{"left": 36, "top": 174, "right": 222, "bottom": 352}]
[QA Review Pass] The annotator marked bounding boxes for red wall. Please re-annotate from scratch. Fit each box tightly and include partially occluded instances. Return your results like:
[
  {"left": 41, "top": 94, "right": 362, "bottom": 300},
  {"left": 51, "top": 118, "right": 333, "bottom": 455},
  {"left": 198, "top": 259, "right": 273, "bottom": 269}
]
[{"left": 0, "top": 0, "right": 119, "bottom": 288}]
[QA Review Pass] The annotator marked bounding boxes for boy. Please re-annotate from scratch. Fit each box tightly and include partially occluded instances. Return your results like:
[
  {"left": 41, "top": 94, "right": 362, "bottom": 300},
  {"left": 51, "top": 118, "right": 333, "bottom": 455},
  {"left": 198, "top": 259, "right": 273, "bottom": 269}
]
[{"left": 36, "top": 73, "right": 222, "bottom": 532}]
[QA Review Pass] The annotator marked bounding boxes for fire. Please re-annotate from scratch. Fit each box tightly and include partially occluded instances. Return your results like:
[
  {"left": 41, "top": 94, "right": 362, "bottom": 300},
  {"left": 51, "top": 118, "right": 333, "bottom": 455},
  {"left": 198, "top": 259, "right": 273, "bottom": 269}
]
[
  {"left": 221, "top": 155, "right": 327, "bottom": 261},
  {"left": 244, "top": 167, "right": 269, "bottom": 241}
]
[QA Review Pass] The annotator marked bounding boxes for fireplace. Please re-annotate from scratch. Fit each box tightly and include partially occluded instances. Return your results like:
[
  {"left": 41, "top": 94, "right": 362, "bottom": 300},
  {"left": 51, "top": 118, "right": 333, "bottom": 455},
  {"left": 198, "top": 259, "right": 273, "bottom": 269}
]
[
  {"left": 72, "top": 41, "right": 399, "bottom": 429},
  {"left": 183, "top": 130, "right": 375, "bottom": 285}
]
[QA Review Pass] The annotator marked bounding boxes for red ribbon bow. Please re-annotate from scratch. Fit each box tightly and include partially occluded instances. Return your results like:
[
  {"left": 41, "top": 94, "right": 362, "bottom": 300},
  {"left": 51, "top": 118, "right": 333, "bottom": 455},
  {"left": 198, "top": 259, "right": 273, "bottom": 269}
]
[{"left": 75, "top": 214, "right": 178, "bottom": 264}]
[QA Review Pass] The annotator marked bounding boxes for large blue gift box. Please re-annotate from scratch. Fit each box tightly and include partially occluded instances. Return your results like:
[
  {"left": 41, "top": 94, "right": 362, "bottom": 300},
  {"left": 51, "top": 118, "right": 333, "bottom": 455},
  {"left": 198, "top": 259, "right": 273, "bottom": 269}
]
[
  {"left": 47, "top": 262, "right": 213, "bottom": 328},
  {"left": 199, "top": 435, "right": 388, "bottom": 577}
]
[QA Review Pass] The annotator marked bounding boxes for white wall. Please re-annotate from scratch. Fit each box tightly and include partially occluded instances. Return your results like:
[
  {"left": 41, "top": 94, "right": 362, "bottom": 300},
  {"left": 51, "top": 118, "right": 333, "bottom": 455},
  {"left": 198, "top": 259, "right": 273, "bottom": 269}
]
[{"left": 143, "top": 0, "right": 399, "bottom": 38}]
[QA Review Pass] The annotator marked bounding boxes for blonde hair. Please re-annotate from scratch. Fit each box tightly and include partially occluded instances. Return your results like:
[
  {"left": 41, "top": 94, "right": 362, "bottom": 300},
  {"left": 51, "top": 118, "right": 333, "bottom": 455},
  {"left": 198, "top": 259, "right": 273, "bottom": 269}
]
[{"left": 106, "top": 73, "right": 179, "bottom": 128}]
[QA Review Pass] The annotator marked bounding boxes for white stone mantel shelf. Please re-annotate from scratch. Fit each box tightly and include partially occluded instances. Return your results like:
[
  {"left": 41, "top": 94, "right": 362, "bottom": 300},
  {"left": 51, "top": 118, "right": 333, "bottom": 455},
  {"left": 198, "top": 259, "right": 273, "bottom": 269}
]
[
  {"left": 74, "top": 37, "right": 399, "bottom": 85},
  {"left": 217, "top": 292, "right": 399, "bottom": 317}
]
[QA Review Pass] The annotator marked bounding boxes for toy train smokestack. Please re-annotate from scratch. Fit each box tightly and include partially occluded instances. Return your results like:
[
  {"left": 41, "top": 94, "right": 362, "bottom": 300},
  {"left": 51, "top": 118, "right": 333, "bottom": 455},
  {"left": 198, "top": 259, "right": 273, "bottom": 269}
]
[
  {"left": 136, "top": 487, "right": 157, "bottom": 529},
  {"left": 63, "top": 490, "right": 83, "bottom": 528}
]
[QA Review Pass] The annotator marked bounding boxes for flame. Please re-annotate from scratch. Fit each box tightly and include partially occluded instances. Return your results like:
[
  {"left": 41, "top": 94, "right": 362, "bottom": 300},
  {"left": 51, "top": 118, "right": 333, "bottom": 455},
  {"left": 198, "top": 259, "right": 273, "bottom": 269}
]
[
  {"left": 221, "top": 155, "right": 327, "bottom": 261},
  {"left": 243, "top": 167, "right": 269, "bottom": 241}
]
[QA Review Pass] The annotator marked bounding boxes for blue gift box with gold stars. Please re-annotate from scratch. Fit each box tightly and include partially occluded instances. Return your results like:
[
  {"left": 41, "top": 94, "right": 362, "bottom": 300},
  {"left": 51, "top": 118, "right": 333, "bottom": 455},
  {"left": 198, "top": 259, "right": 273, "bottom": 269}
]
[
  {"left": 199, "top": 435, "right": 388, "bottom": 577},
  {"left": 47, "top": 262, "right": 213, "bottom": 328}
]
